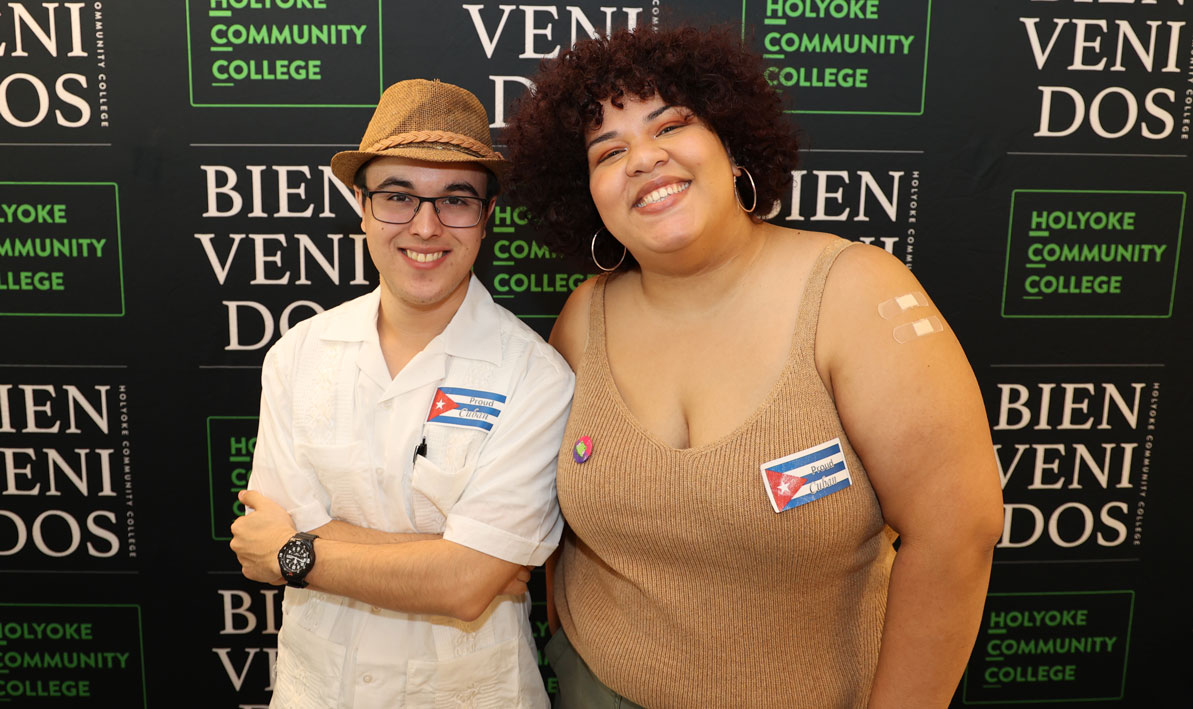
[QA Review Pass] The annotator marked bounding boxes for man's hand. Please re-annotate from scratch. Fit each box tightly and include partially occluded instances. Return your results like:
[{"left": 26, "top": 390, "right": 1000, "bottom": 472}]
[
  {"left": 500, "top": 566, "right": 532, "bottom": 597},
  {"left": 230, "top": 490, "right": 297, "bottom": 585}
]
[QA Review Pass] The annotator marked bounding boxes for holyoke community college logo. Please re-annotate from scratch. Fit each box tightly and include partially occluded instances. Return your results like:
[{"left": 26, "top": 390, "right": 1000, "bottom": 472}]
[
  {"left": 185, "top": 0, "right": 381, "bottom": 107},
  {"left": 1002, "top": 190, "right": 1184, "bottom": 318},
  {"left": 0, "top": 183, "right": 124, "bottom": 317},
  {"left": 741, "top": 0, "right": 933, "bottom": 114}
]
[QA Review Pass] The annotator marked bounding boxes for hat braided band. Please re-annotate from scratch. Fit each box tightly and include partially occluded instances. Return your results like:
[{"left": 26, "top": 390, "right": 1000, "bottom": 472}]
[{"left": 365, "top": 130, "right": 503, "bottom": 161}]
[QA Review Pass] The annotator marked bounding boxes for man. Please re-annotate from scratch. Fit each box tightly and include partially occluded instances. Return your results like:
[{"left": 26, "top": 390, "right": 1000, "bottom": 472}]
[{"left": 230, "top": 79, "right": 573, "bottom": 708}]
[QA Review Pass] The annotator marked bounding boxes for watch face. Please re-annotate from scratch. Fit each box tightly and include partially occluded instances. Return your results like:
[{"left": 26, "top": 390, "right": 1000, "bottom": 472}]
[{"left": 279, "top": 540, "right": 313, "bottom": 574}]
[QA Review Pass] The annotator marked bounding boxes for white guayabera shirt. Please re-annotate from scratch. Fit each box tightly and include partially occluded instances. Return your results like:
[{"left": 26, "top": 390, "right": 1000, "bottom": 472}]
[{"left": 249, "top": 276, "right": 573, "bottom": 708}]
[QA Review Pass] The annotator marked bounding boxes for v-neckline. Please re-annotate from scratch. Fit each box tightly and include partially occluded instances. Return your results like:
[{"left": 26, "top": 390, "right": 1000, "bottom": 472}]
[{"left": 591, "top": 242, "right": 838, "bottom": 455}]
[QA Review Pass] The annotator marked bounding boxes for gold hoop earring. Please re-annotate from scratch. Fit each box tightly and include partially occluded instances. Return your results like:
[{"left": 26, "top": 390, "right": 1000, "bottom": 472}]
[
  {"left": 591, "top": 227, "right": 626, "bottom": 272},
  {"left": 734, "top": 166, "right": 757, "bottom": 213}
]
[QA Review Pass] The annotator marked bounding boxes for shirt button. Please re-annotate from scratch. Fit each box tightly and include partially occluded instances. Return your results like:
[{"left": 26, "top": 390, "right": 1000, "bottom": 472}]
[{"left": 362, "top": 673, "right": 373, "bottom": 684}]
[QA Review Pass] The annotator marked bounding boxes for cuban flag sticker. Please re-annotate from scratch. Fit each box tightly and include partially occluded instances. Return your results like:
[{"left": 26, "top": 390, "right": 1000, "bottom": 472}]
[
  {"left": 426, "top": 387, "right": 506, "bottom": 431},
  {"left": 760, "top": 438, "right": 852, "bottom": 513}
]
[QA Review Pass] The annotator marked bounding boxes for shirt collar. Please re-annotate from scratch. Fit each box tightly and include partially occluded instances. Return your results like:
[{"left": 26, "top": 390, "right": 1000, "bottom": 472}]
[
  {"left": 320, "top": 288, "right": 381, "bottom": 343},
  {"left": 437, "top": 274, "right": 503, "bottom": 366},
  {"left": 318, "top": 275, "right": 502, "bottom": 367}
]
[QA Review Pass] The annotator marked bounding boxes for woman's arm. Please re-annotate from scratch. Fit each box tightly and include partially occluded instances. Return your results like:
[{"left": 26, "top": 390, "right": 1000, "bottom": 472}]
[
  {"left": 549, "top": 276, "right": 596, "bottom": 370},
  {"left": 817, "top": 244, "right": 1004, "bottom": 708},
  {"left": 542, "top": 277, "right": 596, "bottom": 632}
]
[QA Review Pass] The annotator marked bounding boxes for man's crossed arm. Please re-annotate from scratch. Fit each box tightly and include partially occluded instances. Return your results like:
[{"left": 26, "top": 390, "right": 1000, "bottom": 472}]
[{"left": 230, "top": 489, "right": 532, "bottom": 622}]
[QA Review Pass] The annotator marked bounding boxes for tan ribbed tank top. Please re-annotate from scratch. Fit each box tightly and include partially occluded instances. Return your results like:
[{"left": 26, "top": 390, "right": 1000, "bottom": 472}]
[{"left": 554, "top": 238, "right": 896, "bottom": 708}]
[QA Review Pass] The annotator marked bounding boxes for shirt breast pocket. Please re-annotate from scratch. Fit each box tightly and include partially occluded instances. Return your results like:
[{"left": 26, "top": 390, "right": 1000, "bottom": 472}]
[
  {"left": 410, "top": 455, "right": 470, "bottom": 533},
  {"left": 410, "top": 427, "right": 485, "bottom": 533},
  {"left": 294, "top": 440, "right": 380, "bottom": 527}
]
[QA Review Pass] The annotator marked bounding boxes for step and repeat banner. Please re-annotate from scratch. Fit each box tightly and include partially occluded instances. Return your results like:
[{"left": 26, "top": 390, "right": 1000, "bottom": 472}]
[{"left": 1, "top": 1, "right": 1189, "bottom": 706}]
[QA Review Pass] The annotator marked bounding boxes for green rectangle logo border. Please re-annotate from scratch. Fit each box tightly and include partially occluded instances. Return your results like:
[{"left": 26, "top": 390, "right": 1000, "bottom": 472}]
[
  {"left": 740, "top": 0, "right": 932, "bottom": 116},
  {"left": 0, "top": 602, "right": 148, "bottom": 708},
  {"left": 207, "top": 415, "right": 258, "bottom": 542},
  {"left": 961, "top": 589, "right": 1135, "bottom": 705},
  {"left": 1001, "top": 189, "right": 1186, "bottom": 319},
  {"left": 185, "top": 0, "right": 384, "bottom": 108},
  {"left": 0, "top": 181, "right": 125, "bottom": 318}
]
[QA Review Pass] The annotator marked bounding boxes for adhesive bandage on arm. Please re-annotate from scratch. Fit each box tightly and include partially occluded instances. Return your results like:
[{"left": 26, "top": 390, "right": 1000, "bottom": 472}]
[
  {"left": 892, "top": 316, "right": 944, "bottom": 344},
  {"left": 877, "top": 291, "right": 929, "bottom": 320}
]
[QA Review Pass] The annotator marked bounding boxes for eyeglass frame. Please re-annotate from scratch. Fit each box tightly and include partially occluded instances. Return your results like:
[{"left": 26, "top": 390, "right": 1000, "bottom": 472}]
[{"left": 361, "top": 189, "right": 492, "bottom": 229}]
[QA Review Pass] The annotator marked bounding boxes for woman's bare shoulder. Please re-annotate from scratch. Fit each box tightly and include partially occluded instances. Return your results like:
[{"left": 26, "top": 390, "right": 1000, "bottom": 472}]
[
  {"left": 548, "top": 275, "right": 601, "bottom": 370},
  {"left": 824, "top": 238, "right": 922, "bottom": 310}
]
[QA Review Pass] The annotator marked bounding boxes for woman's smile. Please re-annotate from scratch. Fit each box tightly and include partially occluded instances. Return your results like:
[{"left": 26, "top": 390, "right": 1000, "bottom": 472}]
[{"left": 634, "top": 180, "right": 691, "bottom": 209}]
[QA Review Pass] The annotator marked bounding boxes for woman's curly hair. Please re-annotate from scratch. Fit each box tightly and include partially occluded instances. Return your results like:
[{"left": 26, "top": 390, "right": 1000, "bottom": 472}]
[{"left": 505, "top": 25, "right": 801, "bottom": 272}]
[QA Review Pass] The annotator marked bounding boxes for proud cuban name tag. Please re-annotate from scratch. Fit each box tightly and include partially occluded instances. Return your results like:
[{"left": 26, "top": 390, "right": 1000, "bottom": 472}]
[
  {"left": 760, "top": 438, "right": 852, "bottom": 513},
  {"left": 426, "top": 387, "right": 506, "bottom": 431}
]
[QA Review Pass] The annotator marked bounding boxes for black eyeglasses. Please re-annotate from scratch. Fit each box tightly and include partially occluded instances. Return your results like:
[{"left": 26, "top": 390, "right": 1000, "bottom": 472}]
[{"left": 363, "top": 190, "right": 488, "bottom": 228}]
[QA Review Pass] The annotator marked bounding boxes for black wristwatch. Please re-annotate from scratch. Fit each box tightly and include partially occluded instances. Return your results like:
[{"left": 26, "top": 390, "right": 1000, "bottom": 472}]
[{"left": 277, "top": 531, "right": 318, "bottom": 588}]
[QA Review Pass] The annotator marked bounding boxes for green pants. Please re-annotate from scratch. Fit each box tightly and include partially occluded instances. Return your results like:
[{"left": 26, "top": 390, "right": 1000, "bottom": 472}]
[{"left": 546, "top": 629, "right": 648, "bottom": 709}]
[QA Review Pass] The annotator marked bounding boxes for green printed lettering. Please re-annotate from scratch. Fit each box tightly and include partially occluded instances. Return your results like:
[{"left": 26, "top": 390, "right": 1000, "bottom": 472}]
[
  {"left": 211, "top": 59, "right": 323, "bottom": 81},
  {"left": 1032, "top": 242, "right": 1169, "bottom": 263},
  {"left": 781, "top": 0, "right": 879, "bottom": 20},
  {"left": 209, "top": 24, "right": 371, "bottom": 46},
  {"left": 248, "top": 25, "right": 271, "bottom": 44},
  {"left": 493, "top": 273, "right": 587, "bottom": 293},
  {"left": 983, "top": 664, "right": 1078, "bottom": 683},
  {"left": 0, "top": 238, "right": 106, "bottom": 258},
  {"left": 987, "top": 609, "right": 1090, "bottom": 629},
  {"left": 229, "top": 436, "right": 255, "bottom": 456},
  {"left": 493, "top": 206, "right": 528, "bottom": 228},
  {"left": 0, "top": 271, "right": 66, "bottom": 291},
  {"left": 0, "top": 203, "right": 67, "bottom": 224},
  {"left": 213, "top": 0, "right": 329, "bottom": 9},
  {"left": 1041, "top": 211, "right": 1137, "bottom": 231},
  {"left": 0, "top": 622, "right": 92, "bottom": 640},
  {"left": 987, "top": 630, "right": 1116, "bottom": 654},
  {"left": 769, "top": 66, "right": 868, "bottom": 88},
  {"left": 1024, "top": 274, "right": 1124, "bottom": 294}
]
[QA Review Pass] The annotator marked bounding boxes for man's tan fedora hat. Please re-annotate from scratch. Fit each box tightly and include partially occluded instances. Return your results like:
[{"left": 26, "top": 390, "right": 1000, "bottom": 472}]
[{"left": 331, "top": 79, "right": 508, "bottom": 190}]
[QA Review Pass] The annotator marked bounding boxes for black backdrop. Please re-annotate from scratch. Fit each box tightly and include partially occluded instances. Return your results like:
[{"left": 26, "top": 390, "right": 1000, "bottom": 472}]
[{"left": 1, "top": 1, "right": 1189, "bottom": 706}]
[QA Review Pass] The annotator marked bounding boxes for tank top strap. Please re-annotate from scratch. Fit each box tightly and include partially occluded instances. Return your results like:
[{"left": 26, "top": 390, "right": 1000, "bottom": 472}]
[
  {"left": 582, "top": 273, "right": 612, "bottom": 370},
  {"left": 792, "top": 237, "right": 859, "bottom": 364}
]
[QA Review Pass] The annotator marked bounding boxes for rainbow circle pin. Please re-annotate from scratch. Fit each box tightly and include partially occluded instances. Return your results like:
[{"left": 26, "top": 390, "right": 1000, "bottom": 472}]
[{"left": 573, "top": 436, "right": 593, "bottom": 464}]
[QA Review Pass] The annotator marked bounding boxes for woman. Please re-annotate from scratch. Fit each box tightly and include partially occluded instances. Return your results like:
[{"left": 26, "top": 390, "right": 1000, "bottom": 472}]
[{"left": 506, "top": 26, "right": 1003, "bottom": 708}]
